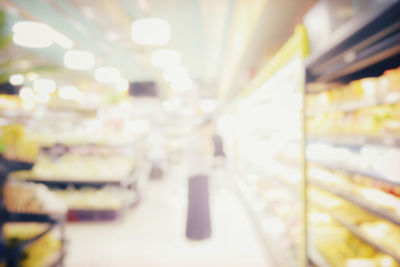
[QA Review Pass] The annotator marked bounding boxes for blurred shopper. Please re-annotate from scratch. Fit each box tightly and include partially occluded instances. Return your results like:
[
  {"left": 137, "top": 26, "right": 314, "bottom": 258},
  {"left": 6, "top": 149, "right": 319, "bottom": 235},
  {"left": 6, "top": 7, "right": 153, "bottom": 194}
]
[{"left": 185, "top": 123, "right": 213, "bottom": 240}]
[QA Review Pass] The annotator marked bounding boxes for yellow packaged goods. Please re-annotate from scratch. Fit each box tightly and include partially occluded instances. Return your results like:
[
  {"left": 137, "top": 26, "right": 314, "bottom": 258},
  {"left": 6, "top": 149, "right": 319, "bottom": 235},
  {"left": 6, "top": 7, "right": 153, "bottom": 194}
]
[
  {"left": 382, "top": 67, "right": 400, "bottom": 93},
  {"left": 32, "top": 154, "right": 134, "bottom": 180},
  {"left": 4, "top": 223, "right": 61, "bottom": 267}
]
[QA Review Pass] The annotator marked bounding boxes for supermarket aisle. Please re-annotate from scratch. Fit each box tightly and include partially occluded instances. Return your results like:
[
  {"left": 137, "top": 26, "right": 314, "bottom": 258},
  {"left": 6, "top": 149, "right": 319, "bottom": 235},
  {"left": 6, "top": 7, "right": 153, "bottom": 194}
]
[{"left": 65, "top": 165, "right": 272, "bottom": 267}]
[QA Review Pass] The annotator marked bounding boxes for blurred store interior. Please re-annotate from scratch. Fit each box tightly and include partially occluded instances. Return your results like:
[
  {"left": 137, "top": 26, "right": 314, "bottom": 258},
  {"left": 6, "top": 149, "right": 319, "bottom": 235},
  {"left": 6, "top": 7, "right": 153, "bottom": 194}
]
[{"left": 0, "top": 0, "right": 400, "bottom": 266}]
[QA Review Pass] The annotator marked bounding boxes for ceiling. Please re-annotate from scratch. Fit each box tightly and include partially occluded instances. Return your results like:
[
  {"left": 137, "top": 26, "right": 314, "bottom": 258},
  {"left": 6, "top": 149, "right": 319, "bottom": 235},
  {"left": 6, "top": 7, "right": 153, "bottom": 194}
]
[{"left": 0, "top": 0, "right": 315, "bottom": 99}]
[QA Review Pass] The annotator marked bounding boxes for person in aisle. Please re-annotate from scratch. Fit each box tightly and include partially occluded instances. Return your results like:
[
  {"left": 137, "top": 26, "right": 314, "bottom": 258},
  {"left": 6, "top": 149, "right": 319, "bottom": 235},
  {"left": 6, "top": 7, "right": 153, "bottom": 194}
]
[{"left": 185, "top": 122, "right": 213, "bottom": 240}]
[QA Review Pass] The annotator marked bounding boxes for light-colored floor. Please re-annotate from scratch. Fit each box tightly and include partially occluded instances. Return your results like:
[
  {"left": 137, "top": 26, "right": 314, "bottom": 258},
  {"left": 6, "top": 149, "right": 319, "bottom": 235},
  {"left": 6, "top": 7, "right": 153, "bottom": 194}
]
[{"left": 64, "top": 165, "right": 271, "bottom": 267}]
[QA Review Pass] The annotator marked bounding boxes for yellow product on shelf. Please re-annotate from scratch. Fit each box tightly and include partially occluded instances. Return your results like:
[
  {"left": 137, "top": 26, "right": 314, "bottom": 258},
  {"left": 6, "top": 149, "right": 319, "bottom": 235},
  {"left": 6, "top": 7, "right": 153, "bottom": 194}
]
[
  {"left": 310, "top": 209, "right": 399, "bottom": 267},
  {"left": 4, "top": 223, "right": 61, "bottom": 267},
  {"left": 355, "top": 187, "right": 400, "bottom": 215},
  {"left": 381, "top": 67, "right": 400, "bottom": 93},
  {"left": 32, "top": 154, "right": 135, "bottom": 180},
  {"left": 1, "top": 124, "right": 39, "bottom": 162},
  {"left": 360, "top": 221, "right": 400, "bottom": 257}
]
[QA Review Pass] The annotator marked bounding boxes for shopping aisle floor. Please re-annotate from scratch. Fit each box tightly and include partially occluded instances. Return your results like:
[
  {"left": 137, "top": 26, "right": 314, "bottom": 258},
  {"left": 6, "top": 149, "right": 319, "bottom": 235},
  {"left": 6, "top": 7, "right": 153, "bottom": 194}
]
[{"left": 65, "top": 165, "right": 272, "bottom": 267}]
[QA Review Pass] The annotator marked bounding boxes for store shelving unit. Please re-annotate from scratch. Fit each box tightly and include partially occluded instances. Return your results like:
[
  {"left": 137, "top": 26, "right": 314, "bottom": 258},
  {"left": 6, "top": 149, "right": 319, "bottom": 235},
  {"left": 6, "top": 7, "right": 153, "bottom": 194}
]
[
  {"left": 1, "top": 209, "right": 66, "bottom": 267},
  {"left": 309, "top": 160, "right": 400, "bottom": 187},
  {"left": 235, "top": 176, "right": 297, "bottom": 267},
  {"left": 306, "top": 91, "right": 400, "bottom": 116},
  {"left": 333, "top": 215, "right": 400, "bottom": 262},
  {"left": 221, "top": 25, "right": 310, "bottom": 267},
  {"left": 305, "top": 0, "right": 400, "bottom": 265},
  {"left": 307, "top": 135, "right": 400, "bottom": 147},
  {"left": 310, "top": 179, "right": 400, "bottom": 225},
  {"left": 8, "top": 168, "right": 138, "bottom": 189},
  {"left": 0, "top": 159, "right": 66, "bottom": 267},
  {"left": 305, "top": 0, "right": 400, "bottom": 84}
]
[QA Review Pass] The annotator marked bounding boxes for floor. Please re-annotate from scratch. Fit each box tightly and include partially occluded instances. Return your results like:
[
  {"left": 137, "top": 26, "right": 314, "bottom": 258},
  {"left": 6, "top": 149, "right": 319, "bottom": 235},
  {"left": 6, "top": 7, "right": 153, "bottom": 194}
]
[{"left": 64, "top": 164, "right": 272, "bottom": 267}]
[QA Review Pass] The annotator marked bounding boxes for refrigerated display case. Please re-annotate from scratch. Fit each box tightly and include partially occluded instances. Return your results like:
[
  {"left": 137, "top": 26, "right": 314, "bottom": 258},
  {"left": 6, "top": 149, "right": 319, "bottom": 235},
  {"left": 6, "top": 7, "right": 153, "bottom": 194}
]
[
  {"left": 220, "top": 25, "right": 310, "bottom": 267},
  {"left": 305, "top": 0, "right": 400, "bottom": 266},
  {"left": 222, "top": 1, "right": 400, "bottom": 266}
]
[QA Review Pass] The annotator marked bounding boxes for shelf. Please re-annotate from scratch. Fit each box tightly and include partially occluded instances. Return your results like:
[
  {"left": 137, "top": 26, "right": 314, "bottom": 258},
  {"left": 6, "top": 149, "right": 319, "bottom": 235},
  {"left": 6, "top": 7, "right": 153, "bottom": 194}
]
[
  {"left": 307, "top": 135, "right": 400, "bottom": 147},
  {"left": 305, "top": 0, "right": 400, "bottom": 83},
  {"left": 306, "top": 91, "right": 400, "bottom": 116},
  {"left": 235, "top": 178, "right": 298, "bottom": 267},
  {"left": 308, "top": 31, "right": 400, "bottom": 83},
  {"left": 308, "top": 241, "right": 331, "bottom": 267},
  {"left": 310, "top": 160, "right": 400, "bottom": 187},
  {"left": 311, "top": 200, "right": 400, "bottom": 263},
  {"left": 18, "top": 223, "right": 56, "bottom": 250},
  {"left": 46, "top": 249, "right": 66, "bottom": 267},
  {"left": 3, "top": 210, "right": 64, "bottom": 224},
  {"left": 333, "top": 216, "right": 400, "bottom": 263},
  {"left": 9, "top": 168, "right": 137, "bottom": 189},
  {"left": 310, "top": 180, "right": 400, "bottom": 225}
]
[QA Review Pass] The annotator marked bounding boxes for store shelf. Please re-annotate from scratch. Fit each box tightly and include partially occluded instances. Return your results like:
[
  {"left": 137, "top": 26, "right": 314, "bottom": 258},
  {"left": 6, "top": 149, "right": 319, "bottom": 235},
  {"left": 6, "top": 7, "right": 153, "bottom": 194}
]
[
  {"left": 235, "top": 177, "right": 298, "bottom": 267},
  {"left": 306, "top": 91, "right": 400, "bottom": 116},
  {"left": 310, "top": 160, "right": 400, "bottom": 187},
  {"left": 46, "top": 249, "right": 66, "bottom": 267},
  {"left": 9, "top": 168, "right": 137, "bottom": 189},
  {"left": 3, "top": 210, "right": 63, "bottom": 224},
  {"left": 310, "top": 180, "right": 400, "bottom": 225},
  {"left": 308, "top": 241, "right": 331, "bottom": 267},
  {"left": 307, "top": 135, "right": 400, "bottom": 147},
  {"left": 305, "top": 0, "right": 400, "bottom": 83},
  {"left": 333, "top": 216, "right": 400, "bottom": 263},
  {"left": 309, "top": 31, "right": 400, "bottom": 83}
]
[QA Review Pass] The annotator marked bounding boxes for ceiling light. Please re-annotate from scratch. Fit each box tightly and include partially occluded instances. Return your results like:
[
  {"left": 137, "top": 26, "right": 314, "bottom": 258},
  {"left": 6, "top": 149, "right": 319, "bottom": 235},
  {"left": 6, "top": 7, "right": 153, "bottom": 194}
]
[
  {"left": 12, "top": 21, "right": 73, "bottom": 49},
  {"left": 64, "top": 50, "right": 95, "bottom": 70},
  {"left": 94, "top": 67, "right": 121, "bottom": 83},
  {"left": 19, "top": 87, "right": 34, "bottom": 101},
  {"left": 33, "top": 79, "right": 56, "bottom": 94},
  {"left": 131, "top": 18, "right": 170, "bottom": 46},
  {"left": 58, "top": 86, "right": 78, "bottom": 100},
  {"left": 115, "top": 78, "right": 129, "bottom": 92},
  {"left": 151, "top": 49, "right": 181, "bottom": 68},
  {"left": 12, "top": 21, "right": 53, "bottom": 48},
  {"left": 163, "top": 66, "right": 188, "bottom": 82},
  {"left": 9, "top": 74, "right": 24, "bottom": 86},
  {"left": 27, "top": 72, "right": 38, "bottom": 81}
]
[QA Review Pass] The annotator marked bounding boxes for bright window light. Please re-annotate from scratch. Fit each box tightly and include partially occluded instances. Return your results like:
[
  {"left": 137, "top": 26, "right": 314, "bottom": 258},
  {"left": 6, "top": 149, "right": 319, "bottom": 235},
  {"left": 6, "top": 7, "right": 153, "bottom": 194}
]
[
  {"left": 19, "top": 87, "right": 34, "bottom": 101},
  {"left": 58, "top": 86, "right": 78, "bottom": 100},
  {"left": 33, "top": 79, "right": 56, "bottom": 94},
  {"left": 12, "top": 21, "right": 73, "bottom": 49},
  {"left": 131, "top": 18, "right": 170, "bottom": 46},
  {"left": 151, "top": 49, "right": 181, "bottom": 68},
  {"left": 115, "top": 78, "right": 129, "bottom": 92},
  {"left": 163, "top": 66, "right": 188, "bottom": 82},
  {"left": 95, "top": 67, "right": 121, "bottom": 83},
  {"left": 170, "top": 78, "right": 193, "bottom": 92},
  {"left": 64, "top": 50, "right": 95, "bottom": 70},
  {"left": 9, "top": 74, "right": 24, "bottom": 86}
]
